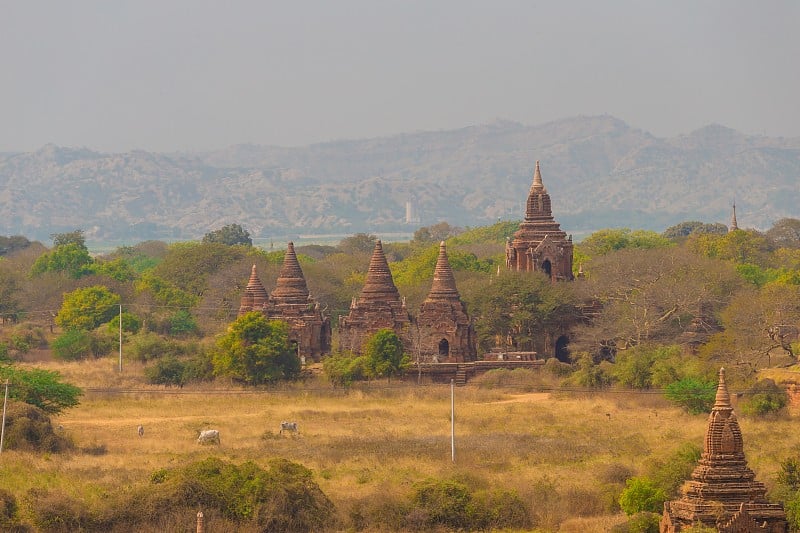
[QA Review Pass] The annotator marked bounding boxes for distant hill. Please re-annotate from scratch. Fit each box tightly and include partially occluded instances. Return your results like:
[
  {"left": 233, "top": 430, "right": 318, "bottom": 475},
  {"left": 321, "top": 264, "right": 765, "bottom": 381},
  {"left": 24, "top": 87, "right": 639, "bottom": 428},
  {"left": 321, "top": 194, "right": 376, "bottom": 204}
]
[{"left": 1, "top": 115, "right": 798, "bottom": 245}]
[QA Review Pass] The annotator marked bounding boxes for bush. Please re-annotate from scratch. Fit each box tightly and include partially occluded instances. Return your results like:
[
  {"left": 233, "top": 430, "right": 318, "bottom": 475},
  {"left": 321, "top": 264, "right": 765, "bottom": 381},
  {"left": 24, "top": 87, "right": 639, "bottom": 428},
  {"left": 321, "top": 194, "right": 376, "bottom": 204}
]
[
  {"left": 144, "top": 356, "right": 187, "bottom": 387},
  {"left": 113, "top": 457, "right": 336, "bottom": 531},
  {"left": 611, "top": 511, "right": 661, "bottom": 533},
  {"left": 618, "top": 477, "right": 666, "bottom": 515},
  {"left": 739, "top": 379, "right": 788, "bottom": 417},
  {"left": 467, "top": 488, "right": 531, "bottom": 531},
  {"left": 647, "top": 442, "right": 701, "bottom": 498},
  {"left": 409, "top": 478, "right": 471, "bottom": 530},
  {"left": 663, "top": 377, "right": 716, "bottom": 414},
  {"left": 0, "top": 489, "right": 18, "bottom": 530},
  {"left": 323, "top": 352, "right": 370, "bottom": 387},
  {"left": 127, "top": 331, "right": 185, "bottom": 362},
  {"left": 544, "top": 357, "right": 573, "bottom": 377},
  {"left": 24, "top": 489, "right": 97, "bottom": 532},
  {"left": 2, "top": 401, "right": 74, "bottom": 452},
  {"left": 51, "top": 329, "right": 93, "bottom": 361}
]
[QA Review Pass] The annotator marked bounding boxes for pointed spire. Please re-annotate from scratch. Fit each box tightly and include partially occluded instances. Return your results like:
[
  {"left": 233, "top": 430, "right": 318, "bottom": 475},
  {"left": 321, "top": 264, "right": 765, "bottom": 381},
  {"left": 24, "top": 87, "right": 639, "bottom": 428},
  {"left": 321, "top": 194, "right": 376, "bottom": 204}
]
[
  {"left": 359, "top": 240, "right": 401, "bottom": 303},
  {"left": 425, "top": 241, "right": 461, "bottom": 301},
  {"left": 729, "top": 202, "right": 739, "bottom": 232},
  {"left": 714, "top": 367, "right": 732, "bottom": 410},
  {"left": 239, "top": 264, "right": 268, "bottom": 314},
  {"left": 531, "top": 160, "right": 545, "bottom": 191},
  {"left": 270, "top": 242, "right": 310, "bottom": 302}
]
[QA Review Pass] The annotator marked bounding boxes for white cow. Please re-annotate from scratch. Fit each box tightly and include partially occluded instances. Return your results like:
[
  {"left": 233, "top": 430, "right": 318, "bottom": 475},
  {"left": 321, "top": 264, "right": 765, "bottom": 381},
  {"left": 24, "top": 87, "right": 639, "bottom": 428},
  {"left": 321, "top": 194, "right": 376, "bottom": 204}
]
[
  {"left": 280, "top": 421, "right": 298, "bottom": 434},
  {"left": 197, "top": 429, "right": 220, "bottom": 445},
  {"left": 137, "top": 425, "right": 144, "bottom": 437}
]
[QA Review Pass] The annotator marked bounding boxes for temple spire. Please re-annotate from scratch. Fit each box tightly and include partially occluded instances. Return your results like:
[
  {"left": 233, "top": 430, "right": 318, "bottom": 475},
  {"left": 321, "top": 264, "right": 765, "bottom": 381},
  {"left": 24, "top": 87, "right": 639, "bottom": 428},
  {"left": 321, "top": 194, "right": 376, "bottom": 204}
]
[
  {"left": 359, "top": 240, "right": 401, "bottom": 303},
  {"left": 531, "top": 160, "right": 545, "bottom": 191},
  {"left": 729, "top": 202, "right": 739, "bottom": 232},
  {"left": 425, "top": 241, "right": 461, "bottom": 301},
  {"left": 270, "top": 242, "right": 309, "bottom": 302},
  {"left": 238, "top": 264, "right": 269, "bottom": 314}
]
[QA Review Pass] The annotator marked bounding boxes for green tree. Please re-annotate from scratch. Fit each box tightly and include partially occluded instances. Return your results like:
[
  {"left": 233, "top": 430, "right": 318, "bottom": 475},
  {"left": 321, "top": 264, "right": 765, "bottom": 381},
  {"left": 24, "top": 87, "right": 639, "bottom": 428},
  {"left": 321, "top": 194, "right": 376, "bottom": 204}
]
[
  {"left": 55, "top": 285, "right": 120, "bottom": 330},
  {"left": 0, "top": 364, "right": 82, "bottom": 414},
  {"left": 412, "top": 222, "right": 463, "bottom": 246},
  {"left": 30, "top": 241, "right": 94, "bottom": 278},
  {"left": 337, "top": 233, "right": 377, "bottom": 255},
  {"left": 766, "top": 218, "right": 800, "bottom": 249},
  {"left": 212, "top": 312, "right": 300, "bottom": 385},
  {"left": 363, "top": 329, "right": 410, "bottom": 380},
  {"left": 663, "top": 221, "right": 728, "bottom": 239},
  {"left": 579, "top": 228, "right": 673, "bottom": 257},
  {"left": 202, "top": 223, "right": 253, "bottom": 246},
  {"left": 664, "top": 378, "right": 716, "bottom": 414},
  {"left": 618, "top": 477, "right": 666, "bottom": 515},
  {"left": 51, "top": 329, "right": 94, "bottom": 360}
]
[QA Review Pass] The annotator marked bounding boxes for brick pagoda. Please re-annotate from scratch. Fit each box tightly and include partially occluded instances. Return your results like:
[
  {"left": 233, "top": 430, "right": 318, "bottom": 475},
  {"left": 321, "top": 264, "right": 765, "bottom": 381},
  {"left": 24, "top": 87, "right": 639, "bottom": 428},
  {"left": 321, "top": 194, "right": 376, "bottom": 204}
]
[
  {"left": 660, "top": 368, "right": 787, "bottom": 532},
  {"left": 338, "top": 240, "right": 412, "bottom": 354},
  {"left": 506, "top": 161, "right": 574, "bottom": 281},
  {"left": 238, "top": 242, "right": 330, "bottom": 362},
  {"left": 416, "top": 241, "right": 477, "bottom": 362}
]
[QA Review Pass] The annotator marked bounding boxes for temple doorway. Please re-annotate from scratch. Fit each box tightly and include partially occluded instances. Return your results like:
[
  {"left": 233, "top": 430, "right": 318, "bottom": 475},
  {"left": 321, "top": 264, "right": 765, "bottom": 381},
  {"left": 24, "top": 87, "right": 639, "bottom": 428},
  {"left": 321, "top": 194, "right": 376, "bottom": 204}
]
[
  {"left": 438, "top": 339, "right": 450, "bottom": 357},
  {"left": 542, "top": 259, "right": 552, "bottom": 277},
  {"left": 554, "top": 335, "right": 570, "bottom": 363}
]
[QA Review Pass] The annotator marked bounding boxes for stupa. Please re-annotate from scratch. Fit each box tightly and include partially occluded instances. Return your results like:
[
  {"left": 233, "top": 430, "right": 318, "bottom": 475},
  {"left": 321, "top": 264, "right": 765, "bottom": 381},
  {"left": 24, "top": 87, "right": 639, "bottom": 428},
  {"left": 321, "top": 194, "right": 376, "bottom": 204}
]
[
  {"left": 505, "top": 161, "right": 574, "bottom": 281},
  {"left": 416, "top": 241, "right": 477, "bottom": 362},
  {"left": 660, "top": 368, "right": 787, "bottom": 532},
  {"left": 238, "top": 242, "right": 330, "bottom": 362},
  {"left": 338, "top": 240, "right": 412, "bottom": 354}
]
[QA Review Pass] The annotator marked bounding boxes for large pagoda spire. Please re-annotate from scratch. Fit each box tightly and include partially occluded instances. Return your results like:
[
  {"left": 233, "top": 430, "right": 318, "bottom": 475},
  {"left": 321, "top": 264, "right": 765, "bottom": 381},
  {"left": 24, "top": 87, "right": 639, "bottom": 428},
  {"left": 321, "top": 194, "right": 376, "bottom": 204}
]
[
  {"left": 359, "top": 240, "right": 401, "bottom": 304},
  {"left": 270, "top": 242, "right": 310, "bottom": 304},
  {"left": 425, "top": 241, "right": 460, "bottom": 302},
  {"left": 729, "top": 202, "right": 739, "bottom": 232}
]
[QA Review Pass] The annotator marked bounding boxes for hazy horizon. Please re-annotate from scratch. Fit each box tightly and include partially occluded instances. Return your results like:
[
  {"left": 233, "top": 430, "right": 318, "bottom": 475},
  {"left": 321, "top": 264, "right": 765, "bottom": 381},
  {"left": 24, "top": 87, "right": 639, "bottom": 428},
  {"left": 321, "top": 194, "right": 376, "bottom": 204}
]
[{"left": 3, "top": 1, "right": 799, "bottom": 153}]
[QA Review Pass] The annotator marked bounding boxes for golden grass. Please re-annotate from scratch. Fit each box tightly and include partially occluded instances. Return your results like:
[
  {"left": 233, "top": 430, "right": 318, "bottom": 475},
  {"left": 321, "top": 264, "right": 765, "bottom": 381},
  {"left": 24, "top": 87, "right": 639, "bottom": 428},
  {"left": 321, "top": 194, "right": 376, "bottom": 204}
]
[{"left": 2, "top": 359, "right": 797, "bottom": 531}]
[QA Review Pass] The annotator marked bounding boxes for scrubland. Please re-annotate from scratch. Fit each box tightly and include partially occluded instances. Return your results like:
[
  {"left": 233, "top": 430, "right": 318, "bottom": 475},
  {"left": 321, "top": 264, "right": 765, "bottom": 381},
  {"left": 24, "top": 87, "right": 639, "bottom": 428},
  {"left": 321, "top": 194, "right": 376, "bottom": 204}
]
[{"left": 2, "top": 360, "right": 798, "bottom": 532}]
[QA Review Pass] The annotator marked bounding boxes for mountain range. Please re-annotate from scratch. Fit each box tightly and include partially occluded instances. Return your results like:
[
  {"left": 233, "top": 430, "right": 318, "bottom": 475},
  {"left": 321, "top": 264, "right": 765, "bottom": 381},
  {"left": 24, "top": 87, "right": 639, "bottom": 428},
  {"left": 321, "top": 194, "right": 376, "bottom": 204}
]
[{"left": 1, "top": 115, "right": 798, "bottom": 246}]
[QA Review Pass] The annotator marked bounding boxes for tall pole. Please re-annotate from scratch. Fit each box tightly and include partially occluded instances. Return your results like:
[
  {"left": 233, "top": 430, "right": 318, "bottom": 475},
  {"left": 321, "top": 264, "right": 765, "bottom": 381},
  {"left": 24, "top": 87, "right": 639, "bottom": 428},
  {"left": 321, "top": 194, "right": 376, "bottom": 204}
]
[
  {"left": 118, "top": 304, "right": 123, "bottom": 372},
  {"left": 450, "top": 378, "right": 455, "bottom": 463},
  {"left": 0, "top": 379, "right": 9, "bottom": 454}
]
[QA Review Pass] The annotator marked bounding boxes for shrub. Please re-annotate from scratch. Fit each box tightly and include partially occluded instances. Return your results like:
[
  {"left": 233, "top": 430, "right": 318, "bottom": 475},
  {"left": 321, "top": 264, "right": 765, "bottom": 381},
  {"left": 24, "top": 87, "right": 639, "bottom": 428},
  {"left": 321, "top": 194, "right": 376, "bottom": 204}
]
[
  {"left": 544, "top": 357, "right": 573, "bottom": 377},
  {"left": 128, "top": 331, "right": 185, "bottom": 362},
  {"left": 106, "top": 457, "right": 336, "bottom": 531},
  {"left": 144, "top": 356, "right": 187, "bottom": 387},
  {"left": 0, "top": 489, "right": 18, "bottom": 530},
  {"left": 739, "top": 379, "right": 788, "bottom": 417},
  {"left": 2, "top": 401, "right": 74, "bottom": 452},
  {"left": 467, "top": 488, "right": 531, "bottom": 530},
  {"left": 611, "top": 511, "right": 661, "bottom": 533},
  {"left": 51, "top": 329, "right": 93, "bottom": 361},
  {"left": 24, "top": 489, "right": 97, "bottom": 531},
  {"left": 409, "top": 478, "right": 471, "bottom": 530},
  {"left": 166, "top": 309, "right": 198, "bottom": 336},
  {"left": 618, "top": 477, "right": 666, "bottom": 515},
  {"left": 323, "top": 352, "right": 370, "bottom": 387},
  {"left": 647, "top": 442, "right": 701, "bottom": 497},
  {"left": 663, "top": 377, "right": 716, "bottom": 414}
]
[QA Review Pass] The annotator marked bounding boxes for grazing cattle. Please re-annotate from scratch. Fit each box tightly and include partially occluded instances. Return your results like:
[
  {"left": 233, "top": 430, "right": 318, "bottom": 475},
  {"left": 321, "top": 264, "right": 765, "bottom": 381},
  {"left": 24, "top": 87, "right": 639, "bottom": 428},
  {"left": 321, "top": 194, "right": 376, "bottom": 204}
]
[
  {"left": 197, "top": 429, "right": 220, "bottom": 445},
  {"left": 138, "top": 425, "right": 144, "bottom": 437},
  {"left": 280, "top": 421, "right": 298, "bottom": 434}
]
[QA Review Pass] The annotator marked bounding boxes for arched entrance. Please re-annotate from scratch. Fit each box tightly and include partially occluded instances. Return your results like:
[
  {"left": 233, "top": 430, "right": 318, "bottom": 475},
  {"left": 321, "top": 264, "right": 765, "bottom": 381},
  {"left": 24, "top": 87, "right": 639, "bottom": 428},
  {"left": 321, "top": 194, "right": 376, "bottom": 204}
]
[
  {"left": 438, "top": 339, "right": 450, "bottom": 357},
  {"left": 554, "top": 335, "right": 570, "bottom": 363},
  {"left": 541, "top": 259, "right": 552, "bottom": 277}
]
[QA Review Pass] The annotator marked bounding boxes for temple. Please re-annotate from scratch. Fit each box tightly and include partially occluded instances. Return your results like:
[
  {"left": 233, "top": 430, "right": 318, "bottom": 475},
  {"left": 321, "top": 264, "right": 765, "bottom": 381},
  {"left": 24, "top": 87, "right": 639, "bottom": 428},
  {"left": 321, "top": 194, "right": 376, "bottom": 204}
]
[
  {"left": 729, "top": 202, "right": 739, "bottom": 232},
  {"left": 415, "top": 241, "right": 477, "bottom": 362},
  {"left": 660, "top": 368, "right": 787, "bottom": 532},
  {"left": 238, "top": 242, "right": 331, "bottom": 362},
  {"left": 338, "top": 240, "right": 412, "bottom": 354},
  {"left": 506, "top": 161, "right": 574, "bottom": 281}
]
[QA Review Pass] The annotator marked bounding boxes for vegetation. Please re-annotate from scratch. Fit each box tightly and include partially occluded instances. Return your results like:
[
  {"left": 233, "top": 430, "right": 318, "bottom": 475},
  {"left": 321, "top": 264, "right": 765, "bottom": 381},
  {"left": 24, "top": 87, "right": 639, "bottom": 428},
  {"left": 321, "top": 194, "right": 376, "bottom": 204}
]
[
  {"left": 202, "top": 223, "right": 253, "bottom": 246},
  {"left": 0, "top": 216, "right": 800, "bottom": 529},
  {"left": 212, "top": 312, "right": 300, "bottom": 385}
]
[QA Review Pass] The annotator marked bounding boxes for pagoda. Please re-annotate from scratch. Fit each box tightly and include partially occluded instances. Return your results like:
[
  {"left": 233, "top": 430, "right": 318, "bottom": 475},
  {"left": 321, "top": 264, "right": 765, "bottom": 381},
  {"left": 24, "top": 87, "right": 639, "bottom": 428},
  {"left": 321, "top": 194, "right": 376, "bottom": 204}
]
[
  {"left": 238, "top": 242, "right": 330, "bottom": 362},
  {"left": 660, "top": 368, "right": 787, "bottom": 532},
  {"left": 505, "top": 161, "right": 574, "bottom": 281},
  {"left": 416, "top": 242, "right": 477, "bottom": 362},
  {"left": 338, "top": 240, "right": 412, "bottom": 354}
]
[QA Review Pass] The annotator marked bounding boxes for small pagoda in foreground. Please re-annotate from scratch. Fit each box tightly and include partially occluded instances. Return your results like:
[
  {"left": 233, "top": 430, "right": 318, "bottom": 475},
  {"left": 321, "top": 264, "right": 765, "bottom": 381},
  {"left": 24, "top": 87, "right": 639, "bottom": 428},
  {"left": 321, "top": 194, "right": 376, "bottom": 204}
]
[{"left": 660, "top": 368, "right": 787, "bottom": 532}]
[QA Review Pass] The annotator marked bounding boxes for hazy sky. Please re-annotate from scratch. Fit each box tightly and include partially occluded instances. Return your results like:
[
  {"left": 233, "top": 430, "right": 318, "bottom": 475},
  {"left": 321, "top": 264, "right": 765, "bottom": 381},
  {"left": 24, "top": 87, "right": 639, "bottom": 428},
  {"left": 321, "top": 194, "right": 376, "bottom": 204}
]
[{"left": 2, "top": 1, "right": 798, "bottom": 153}]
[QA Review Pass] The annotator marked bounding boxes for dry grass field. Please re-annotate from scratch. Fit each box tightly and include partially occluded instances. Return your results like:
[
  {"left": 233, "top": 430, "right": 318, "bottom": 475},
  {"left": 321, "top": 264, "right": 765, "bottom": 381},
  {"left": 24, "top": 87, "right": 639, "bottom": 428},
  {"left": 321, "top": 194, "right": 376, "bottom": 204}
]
[{"left": 2, "top": 359, "right": 799, "bottom": 531}]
